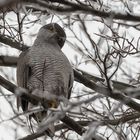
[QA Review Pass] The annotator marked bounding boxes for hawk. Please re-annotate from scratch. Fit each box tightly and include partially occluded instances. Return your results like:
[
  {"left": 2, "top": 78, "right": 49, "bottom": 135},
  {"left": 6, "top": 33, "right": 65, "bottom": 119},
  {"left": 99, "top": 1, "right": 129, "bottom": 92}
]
[{"left": 17, "top": 23, "right": 74, "bottom": 136}]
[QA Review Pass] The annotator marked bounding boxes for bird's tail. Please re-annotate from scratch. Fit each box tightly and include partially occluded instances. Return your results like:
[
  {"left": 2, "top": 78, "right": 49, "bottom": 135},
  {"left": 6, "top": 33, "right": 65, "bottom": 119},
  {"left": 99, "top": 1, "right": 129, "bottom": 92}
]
[{"left": 29, "top": 111, "right": 55, "bottom": 137}]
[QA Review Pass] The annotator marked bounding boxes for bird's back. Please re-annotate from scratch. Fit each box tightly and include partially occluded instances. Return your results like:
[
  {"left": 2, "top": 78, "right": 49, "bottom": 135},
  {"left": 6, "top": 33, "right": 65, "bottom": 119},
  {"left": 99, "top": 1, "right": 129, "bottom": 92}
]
[{"left": 28, "top": 43, "right": 73, "bottom": 99}]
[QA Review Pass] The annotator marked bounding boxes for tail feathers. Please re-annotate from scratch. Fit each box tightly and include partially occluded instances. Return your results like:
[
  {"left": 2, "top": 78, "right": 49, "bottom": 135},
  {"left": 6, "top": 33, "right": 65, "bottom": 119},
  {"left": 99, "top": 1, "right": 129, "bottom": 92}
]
[
  {"left": 28, "top": 103, "right": 56, "bottom": 137},
  {"left": 29, "top": 112, "right": 55, "bottom": 137}
]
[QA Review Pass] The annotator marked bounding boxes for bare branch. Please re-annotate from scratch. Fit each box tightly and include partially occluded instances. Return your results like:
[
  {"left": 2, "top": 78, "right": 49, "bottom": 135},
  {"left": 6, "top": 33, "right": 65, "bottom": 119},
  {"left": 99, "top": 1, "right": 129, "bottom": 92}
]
[
  {"left": 22, "top": 0, "right": 140, "bottom": 22},
  {"left": 0, "top": 75, "right": 16, "bottom": 93},
  {"left": 19, "top": 116, "right": 86, "bottom": 140},
  {"left": 0, "top": 75, "right": 87, "bottom": 139},
  {"left": 0, "top": 55, "right": 140, "bottom": 98},
  {"left": 0, "top": 55, "right": 17, "bottom": 67},
  {"left": 0, "top": 0, "right": 18, "bottom": 12},
  {"left": 1, "top": 64, "right": 140, "bottom": 113},
  {"left": 0, "top": 34, "right": 29, "bottom": 51}
]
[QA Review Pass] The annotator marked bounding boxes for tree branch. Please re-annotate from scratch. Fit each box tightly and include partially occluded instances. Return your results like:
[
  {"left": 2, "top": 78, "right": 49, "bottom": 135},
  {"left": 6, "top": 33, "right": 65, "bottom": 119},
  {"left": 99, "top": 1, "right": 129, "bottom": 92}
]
[
  {"left": 19, "top": 110, "right": 140, "bottom": 140},
  {"left": 1, "top": 65, "right": 140, "bottom": 112},
  {"left": 0, "top": 0, "right": 18, "bottom": 12},
  {"left": 0, "top": 55, "right": 140, "bottom": 98},
  {"left": 2, "top": 0, "right": 139, "bottom": 22},
  {"left": 0, "top": 75, "right": 87, "bottom": 139},
  {"left": 74, "top": 70, "right": 140, "bottom": 112},
  {"left": 1, "top": 58, "right": 140, "bottom": 139},
  {"left": 0, "top": 55, "right": 138, "bottom": 95},
  {"left": 19, "top": 116, "right": 87, "bottom": 140},
  {"left": 0, "top": 55, "right": 17, "bottom": 67},
  {"left": 76, "top": 69, "right": 136, "bottom": 91},
  {"left": 23, "top": 0, "right": 140, "bottom": 22},
  {"left": 0, "top": 75, "right": 16, "bottom": 93},
  {"left": 0, "top": 34, "right": 29, "bottom": 51}
]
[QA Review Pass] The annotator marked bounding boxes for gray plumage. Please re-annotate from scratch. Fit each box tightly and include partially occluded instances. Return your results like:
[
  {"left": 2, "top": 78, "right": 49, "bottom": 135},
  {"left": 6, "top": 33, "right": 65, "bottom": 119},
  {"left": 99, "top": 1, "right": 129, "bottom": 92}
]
[{"left": 17, "top": 23, "right": 74, "bottom": 136}]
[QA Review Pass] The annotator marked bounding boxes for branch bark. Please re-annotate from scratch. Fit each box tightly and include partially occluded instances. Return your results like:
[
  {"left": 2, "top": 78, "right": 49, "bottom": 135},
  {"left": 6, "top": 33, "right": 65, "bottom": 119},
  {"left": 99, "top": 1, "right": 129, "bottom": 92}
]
[
  {"left": 1, "top": 0, "right": 140, "bottom": 22},
  {"left": 0, "top": 34, "right": 29, "bottom": 51},
  {"left": 22, "top": 0, "right": 140, "bottom": 22},
  {"left": 0, "top": 55, "right": 17, "bottom": 67},
  {"left": 19, "top": 116, "right": 88, "bottom": 140}
]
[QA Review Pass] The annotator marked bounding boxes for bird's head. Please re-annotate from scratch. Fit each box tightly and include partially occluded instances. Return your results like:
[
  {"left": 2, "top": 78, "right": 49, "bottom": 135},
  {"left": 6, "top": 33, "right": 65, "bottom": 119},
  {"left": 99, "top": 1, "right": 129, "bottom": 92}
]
[{"left": 37, "top": 23, "right": 66, "bottom": 49}]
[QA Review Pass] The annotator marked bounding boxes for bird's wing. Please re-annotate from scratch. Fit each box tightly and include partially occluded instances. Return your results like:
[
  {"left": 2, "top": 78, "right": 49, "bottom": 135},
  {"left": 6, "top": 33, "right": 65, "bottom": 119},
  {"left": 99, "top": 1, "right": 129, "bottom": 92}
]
[{"left": 17, "top": 49, "right": 30, "bottom": 111}]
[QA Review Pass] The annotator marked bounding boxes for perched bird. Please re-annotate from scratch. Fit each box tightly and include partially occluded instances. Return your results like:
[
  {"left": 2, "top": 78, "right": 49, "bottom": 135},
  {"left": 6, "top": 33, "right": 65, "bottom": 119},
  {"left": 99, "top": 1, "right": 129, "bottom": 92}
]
[{"left": 16, "top": 23, "right": 74, "bottom": 136}]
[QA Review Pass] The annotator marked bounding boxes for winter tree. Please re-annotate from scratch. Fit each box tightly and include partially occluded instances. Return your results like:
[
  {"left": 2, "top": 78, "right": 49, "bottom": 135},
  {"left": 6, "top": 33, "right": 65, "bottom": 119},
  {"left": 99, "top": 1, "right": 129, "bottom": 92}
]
[{"left": 1, "top": 0, "right": 140, "bottom": 140}]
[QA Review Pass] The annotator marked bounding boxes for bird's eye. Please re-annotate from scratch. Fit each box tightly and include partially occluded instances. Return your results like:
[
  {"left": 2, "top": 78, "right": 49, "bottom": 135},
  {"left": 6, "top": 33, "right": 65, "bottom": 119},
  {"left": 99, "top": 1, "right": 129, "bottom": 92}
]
[{"left": 49, "top": 26, "right": 53, "bottom": 31}]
